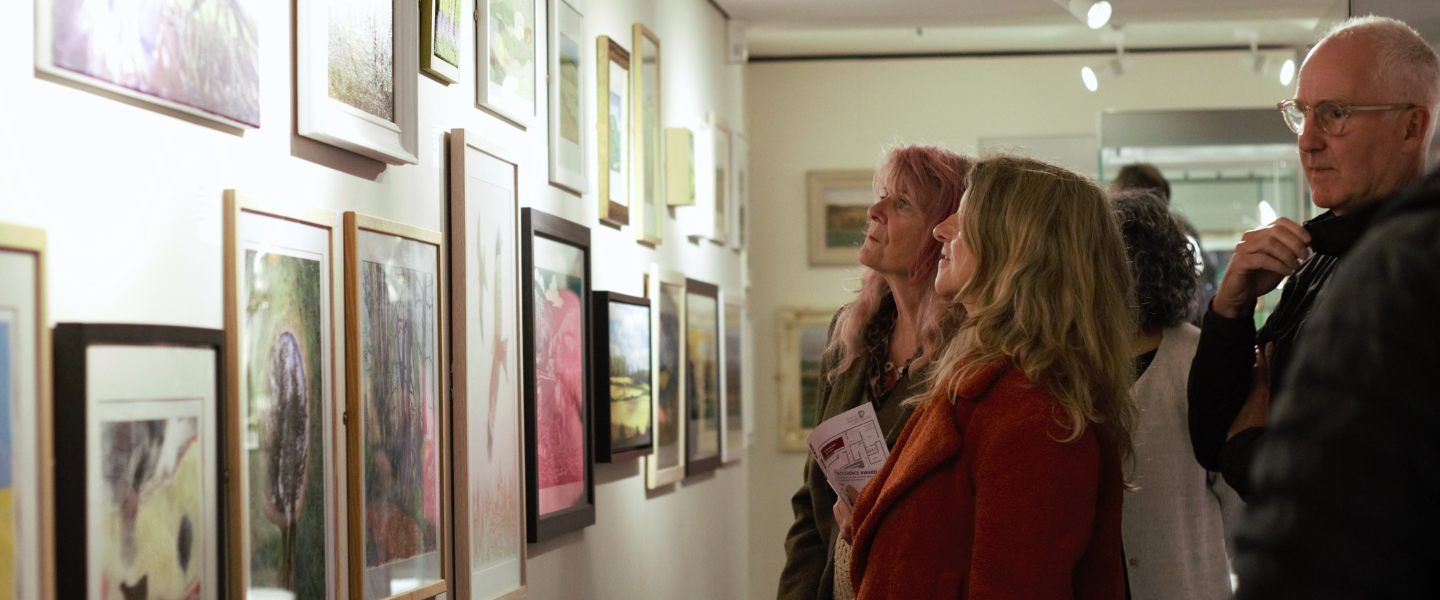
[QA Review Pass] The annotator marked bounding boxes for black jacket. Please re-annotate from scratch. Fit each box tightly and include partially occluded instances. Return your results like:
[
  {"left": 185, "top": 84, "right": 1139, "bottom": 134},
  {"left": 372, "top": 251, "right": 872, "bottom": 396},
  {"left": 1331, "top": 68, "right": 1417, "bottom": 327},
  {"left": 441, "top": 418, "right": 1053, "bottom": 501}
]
[
  {"left": 1232, "top": 168, "right": 1440, "bottom": 599},
  {"left": 1186, "top": 201, "right": 1381, "bottom": 499}
]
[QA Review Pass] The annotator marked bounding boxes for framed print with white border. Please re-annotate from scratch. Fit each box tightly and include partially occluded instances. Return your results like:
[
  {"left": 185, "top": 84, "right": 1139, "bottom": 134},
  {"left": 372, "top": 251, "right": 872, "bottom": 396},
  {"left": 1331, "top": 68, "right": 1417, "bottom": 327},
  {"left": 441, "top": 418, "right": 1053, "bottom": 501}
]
[
  {"left": 807, "top": 170, "right": 875, "bottom": 266},
  {"left": 0, "top": 223, "right": 50, "bottom": 600},
  {"left": 596, "top": 36, "right": 631, "bottom": 228},
  {"left": 645, "top": 265, "right": 686, "bottom": 489},
  {"left": 478, "top": 0, "right": 539, "bottom": 128},
  {"left": 548, "top": 0, "right": 587, "bottom": 194},
  {"left": 708, "top": 114, "right": 732, "bottom": 246},
  {"left": 631, "top": 24, "right": 663, "bottom": 246},
  {"left": 422, "top": 0, "right": 465, "bottom": 84}
]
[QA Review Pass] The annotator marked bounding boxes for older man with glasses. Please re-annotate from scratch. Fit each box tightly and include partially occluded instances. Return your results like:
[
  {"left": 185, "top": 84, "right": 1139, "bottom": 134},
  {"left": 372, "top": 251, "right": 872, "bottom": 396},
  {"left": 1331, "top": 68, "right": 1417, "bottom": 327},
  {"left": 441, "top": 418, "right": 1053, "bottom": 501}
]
[{"left": 1187, "top": 16, "right": 1438, "bottom": 501}]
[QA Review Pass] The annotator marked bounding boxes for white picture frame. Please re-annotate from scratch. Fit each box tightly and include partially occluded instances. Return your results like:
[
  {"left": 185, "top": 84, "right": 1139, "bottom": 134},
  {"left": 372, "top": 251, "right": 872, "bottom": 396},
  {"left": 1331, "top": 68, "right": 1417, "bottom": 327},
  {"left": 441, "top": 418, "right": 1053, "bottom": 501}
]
[
  {"left": 548, "top": 0, "right": 587, "bottom": 194},
  {"left": 730, "top": 132, "right": 749, "bottom": 253},
  {"left": 0, "top": 223, "right": 50, "bottom": 600},
  {"left": 646, "top": 265, "right": 688, "bottom": 489},
  {"left": 478, "top": 0, "right": 540, "bottom": 128}
]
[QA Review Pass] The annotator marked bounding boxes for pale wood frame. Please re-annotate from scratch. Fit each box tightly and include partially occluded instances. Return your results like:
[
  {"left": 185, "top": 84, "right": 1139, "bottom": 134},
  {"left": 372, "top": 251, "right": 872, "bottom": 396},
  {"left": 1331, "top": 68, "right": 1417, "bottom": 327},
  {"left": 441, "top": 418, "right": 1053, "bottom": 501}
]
[
  {"left": 547, "top": 0, "right": 587, "bottom": 194},
  {"left": 777, "top": 307, "right": 839, "bottom": 452},
  {"left": 477, "top": 0, "right": 538, "bottom": 128},
  {"left": 807, "top": 170, "right": 875, "bottom": 266},
  {"left": 446, "top": 129, "right": 528, "bottom": 600},
  {"left": 719, "top": 301, "right": 745, "bottom": 463},
  {"left": 342, "top": 214, "right": 449, "bottom": 600},
  {"left": 0, "top": 222, "right": 52, "bottom": 600},
  {"left": 421, "top": 0, "right": 464, "bottom": 84},
  {"left": 665, "top": 128, "right": 695, "bottom": 207},
  {"left": 707, "top": 113, "right": 731, "bottom": 246},
  {"left": 596, "top": 36, "right": 631, "bottom": 228},
  {"left": 631, "top": 24, "right": 663, "bottom": 246},
  {"left": 223, "top": 192, "right": 343, "bottom": 599},
  {"left": 645, "top": 264, "right": 687, "bottom": 488}
]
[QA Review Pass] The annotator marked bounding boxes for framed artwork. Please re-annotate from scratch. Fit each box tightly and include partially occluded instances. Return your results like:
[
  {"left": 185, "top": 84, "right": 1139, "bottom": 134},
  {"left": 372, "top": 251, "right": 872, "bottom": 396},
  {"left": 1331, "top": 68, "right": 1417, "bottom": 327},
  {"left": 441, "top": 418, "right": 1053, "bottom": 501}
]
[
  {"left": 478, "top": 0, "right": 538, "bottom": 128},
  {"left": 665, "top": 128, "right": 696, "bottom": 207},
  {"left": 684, "top": 279, "right": 722, "bottom": 477},
  {"left": 34, "top": 0, "right": 260, "bottom": 129},
  {"left": 721, "top": 302, "right": 745, "bottom": 463},
  {"left": 595, "top": 37, "right": 631, "bottom": 228},
  {"left": 548, "top": 0, "right": 586, "bottom": 194},
  {"left": 223, "top": 193, "right": 340, "bottom": 599},
  {"left": 645, "top": 266, "right": 687, "bottom": 489},
  {"left": 520, "top": 209, "right": 595, "bottom": 542},
  {"left": 632, "top": 25, "right": 663, "bottom": 246},
  {"left": 807, "top": 170, "right": 875, "bottom": 266},
  {"left": 0, "top": 223, "right": 50, "bottom": 600},
  {"left": 731, "top": 133, "right": 750, "bottom": 253},
  {"left": 777, "top": 308, "right": 838, "bottom": 451},
  {"left": 448, "top": 130, "right": 528, "bottom": 600},
  {"left": 297, "top": 0, "right": 419, "bottom": 164},
  {"left": 709, "top": 115, "right": 732, "bottom": 246},
  {"left": 590, "top": 292, "right": 654, "bottom": 463},
  {"left": 52, "top": 324, "right": 226, "bottom": 600},
  {"left": 421, "top": 0, "right": 464, "bottom": 83},
  {"left": 342, "top": 214, "right": 448, "bottom": 600}
]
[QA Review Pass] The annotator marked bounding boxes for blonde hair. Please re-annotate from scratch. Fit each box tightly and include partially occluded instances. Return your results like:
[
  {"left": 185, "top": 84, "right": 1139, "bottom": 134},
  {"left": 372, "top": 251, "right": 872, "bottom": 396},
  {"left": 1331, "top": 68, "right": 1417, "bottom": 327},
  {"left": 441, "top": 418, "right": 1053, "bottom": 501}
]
[{"left": 912, "top": 154, "right": 1138, "bottom": 461}]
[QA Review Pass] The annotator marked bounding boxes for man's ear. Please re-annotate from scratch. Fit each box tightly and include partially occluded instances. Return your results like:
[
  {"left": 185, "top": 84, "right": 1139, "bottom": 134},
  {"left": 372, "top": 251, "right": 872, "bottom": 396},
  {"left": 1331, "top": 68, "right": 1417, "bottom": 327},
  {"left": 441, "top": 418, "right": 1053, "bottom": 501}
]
[{"left": 1402, "top": 106, "right": 1432, "bottom": 153}]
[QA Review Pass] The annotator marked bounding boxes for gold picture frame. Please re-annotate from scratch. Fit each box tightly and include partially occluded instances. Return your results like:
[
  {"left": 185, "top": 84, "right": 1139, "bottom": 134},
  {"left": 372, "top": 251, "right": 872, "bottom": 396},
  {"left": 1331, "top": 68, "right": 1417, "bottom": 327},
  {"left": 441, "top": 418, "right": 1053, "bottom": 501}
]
[
  {"left": 777, "top": 307, "right": 838, "bottom": 452},
  {"left": 597, "top": 36, "right": 631, "bottom": 228},
  {"left": 631, "top": 24, "right": 663, "bottom": 246},
  {"left": 807, "top": 170, "right": 875, "bottom": 266}
]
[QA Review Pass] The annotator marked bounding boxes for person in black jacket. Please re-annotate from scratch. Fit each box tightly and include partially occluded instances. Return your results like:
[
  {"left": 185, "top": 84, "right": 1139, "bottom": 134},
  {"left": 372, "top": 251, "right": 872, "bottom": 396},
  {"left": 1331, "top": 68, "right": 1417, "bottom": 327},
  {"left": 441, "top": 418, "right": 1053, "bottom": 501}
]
[
  {"left": 1186, "top": 15, "right": 1439, "bottom": 499},
  {"left": 1231, "top": 167, "right": 1440, "bottom": 600}
]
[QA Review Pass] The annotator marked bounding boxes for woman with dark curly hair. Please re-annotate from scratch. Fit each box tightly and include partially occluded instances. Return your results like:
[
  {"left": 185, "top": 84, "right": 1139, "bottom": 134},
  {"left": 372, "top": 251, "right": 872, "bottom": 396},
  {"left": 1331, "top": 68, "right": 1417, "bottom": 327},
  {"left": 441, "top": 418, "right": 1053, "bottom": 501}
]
[{"left": 1112, "top": 190, "right": 1243, "bottom": 600}]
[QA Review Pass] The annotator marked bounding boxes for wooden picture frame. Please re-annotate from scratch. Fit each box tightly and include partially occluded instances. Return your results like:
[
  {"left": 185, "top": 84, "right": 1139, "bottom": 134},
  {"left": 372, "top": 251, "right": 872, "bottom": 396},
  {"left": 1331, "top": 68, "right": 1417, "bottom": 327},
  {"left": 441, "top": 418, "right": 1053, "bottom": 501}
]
[
  {"left": 342, "top": 214, "right": 448, "bottom": 600},
  {"left": 298, "top": 0, "right": 420, "bottom": 164},
  {"left": 807, "top": 170, "right": 875, "bottom": 266},
  {"left": 596, "top": 37, "right": 631, "bottom": 228},
  {"left": 223, "top": 193, "right": 342, "bottom": 599},
  {"left": 478, "top": 0, "right": 538, "bottom": 128},
  {"left": 0, "top": 222, "right": 51, "bottom": 600},
  {"left": 421, "top": 0, "right": 464, "bottom": 84},
  {"left": 548, "top": 0, "right": 587, "bottom": 194},
  {"left": 665, "top": 128, "right": 696, "bottom": 207},
  {"left": 631, "top": 24, "right": 663, "bottom": 246},
  {"left": 777, "top": 307, "right": 839, "bottom": 452},
  {"left": 684, "top": 278, "right": 723, "bottom": 476},
  {"left": 520, "top": 208, "right": 596, "bottom": 542},
  {"left": 447, "top": 130, "right": 528, "bottom": 600},
  {"left": 720, "top": 302, "right": 745, "bottom": 463},
  {"left": 53, "top": 324, "right": 227, "bottom": 600},
  {"left": 645, "top": 265, "right": 687, "bottom": 489},
  {"left": 708, "top": 114, "right": 732, "bottom": 246},
  {"left": 590, "top": 291, "right": 655, "bottom": 463}
]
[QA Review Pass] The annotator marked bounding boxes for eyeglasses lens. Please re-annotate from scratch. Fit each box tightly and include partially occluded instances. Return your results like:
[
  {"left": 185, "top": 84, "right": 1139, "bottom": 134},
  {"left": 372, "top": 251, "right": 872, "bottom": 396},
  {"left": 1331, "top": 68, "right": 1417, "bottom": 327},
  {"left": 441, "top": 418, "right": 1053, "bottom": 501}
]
[
  {"left": 1315, "top": 102, "right": 1346, "bottom": 135},
  {"left": 1282, "top": 104, "right": 1305, "bottom": 134}
]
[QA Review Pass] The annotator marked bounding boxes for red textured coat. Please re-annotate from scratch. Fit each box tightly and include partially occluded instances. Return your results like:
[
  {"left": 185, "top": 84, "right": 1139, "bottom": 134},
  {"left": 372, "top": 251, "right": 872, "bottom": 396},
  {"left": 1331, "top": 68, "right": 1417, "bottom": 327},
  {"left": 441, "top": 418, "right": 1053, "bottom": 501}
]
[{"left": 849, "top": 360, "right": 1126, "bottom": 600}]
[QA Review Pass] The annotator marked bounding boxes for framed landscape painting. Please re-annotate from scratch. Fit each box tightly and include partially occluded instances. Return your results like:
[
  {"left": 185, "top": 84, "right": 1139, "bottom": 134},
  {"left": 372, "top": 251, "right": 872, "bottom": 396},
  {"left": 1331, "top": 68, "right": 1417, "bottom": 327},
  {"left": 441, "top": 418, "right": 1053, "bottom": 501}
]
[
  {"left": 223, "top": 193, "right": 338, "bottom": 600},
  {"left": 53, "top": 324, "right": 226, "bottom": 600},
  {"left": 343, "top": 214, "right": 448, "bottom": 600},
  {"left": 632, "top": 25, "right": 663, "bottom": 246},
  {"left": 548, "top": 0, "right": 586, "bottom": 194},
  {"left": 684, "top": 279, "right": 722, "bottom": 477},
  {"left": 721, "top": 303, "right": 745, "bottom": 463},
  {"left": 479, "top": 0, "right": 538, "bottom": 127},
  {"left": 590, "top": 292, "right": 653, "bottom": 462},
  {"left": 298, "top": 0, "right": 420, "bottom": 164},
  {"left": 777, "top": 308, "right": 838, "bottom": 451},
  {"left": 596, "top": 37, "right": 630, "bottom": 228},
  {"left": 709, "top": 115, "right": 732, "bottom": 246},
  {"left": 645, "top": 266, "right": 686, "bottom": 489},
  {"left": 421, "top": 0, "right": 464, "bottom": 83},
  {"left": 807, "top": 170, "right": 875, "bottom": 266},
  {"left": 35, "top": 0, "right": 260, "bottom": 129},
  {"left": 448, "top": 130, "right": 528, "bottom": 600},
  {"left": 0, "top": 223, "right": 49, "bottom": 600},
  {"left": 520, "top": 209, "right": 595, "bottom": 542}
]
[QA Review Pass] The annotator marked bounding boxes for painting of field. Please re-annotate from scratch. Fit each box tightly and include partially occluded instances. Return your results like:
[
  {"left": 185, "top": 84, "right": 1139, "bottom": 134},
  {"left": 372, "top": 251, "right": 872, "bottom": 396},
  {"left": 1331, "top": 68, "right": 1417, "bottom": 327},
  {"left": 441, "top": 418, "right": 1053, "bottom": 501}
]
[
  {"left": 608, "top": 70, "right": 626, "bottom": 203},
  {"left": 531, "top": 238, "right": 586, "bottom": 516},
  {"left": 655, "top": 283, "right": 683, "bottom": 469},
  {"left": 686, "top": 294, "right": 720, "bottom": 459},
  {"left": 641, "top": 45, "right": 660, "bottom": 237},
  {"left": 608, "top": 302, "right": 652, "bottom": 453},
  {"left": 488, "top": 0, "right": 535, "bottom": 102},
  {"left": 49, "top": 0, "right": 260, "bottom": 126},
  {"left": 798, "top": 325, "right": 827, "bottom": 429},
  {"left": 0, "top": 318, "right": 12, "bottom": 600},
  {"left": 557, "top": 4, "right": 582, "bottom": 150},
  {"left": 724, "top": 305, "right": 742, "bottom": 453},
  {"left": 433, "top": 0, "right": 461, "bottom": 67},
  {"left": 328, "top": 0, "right": 394, "bottom": 122},
  {"left": 244, "top": 252, "right": 327, "bottom": 598}
]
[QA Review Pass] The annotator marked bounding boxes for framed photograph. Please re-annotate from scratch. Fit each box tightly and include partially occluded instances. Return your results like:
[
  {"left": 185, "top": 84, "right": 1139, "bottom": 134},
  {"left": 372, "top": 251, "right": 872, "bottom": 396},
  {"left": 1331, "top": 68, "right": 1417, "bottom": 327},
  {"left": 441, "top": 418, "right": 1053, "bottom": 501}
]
[
  {"left": 684, "top": 278, "right": 722, "bottom": 477},
  {"left": 421, "top": 0, "right": 464, "bottom": 83},
  {"left": 645, "top": 266, "right": 687, "bottom": 489},
  {"left": 709, "top": 115, "right": 732, "bottom": 246},
  {"left": 721, "top": 302, "right": 745, "bottom": 463},
  {"left": 777, "top": 308, "right": 838, "bottom": 451},
  {"left": 595, "top": 37, "right": 630, "bottom": 228},
  {"left": 548, "top": 0, "right": 586, "bottom": 194},
  {"left": 807, "top": 170, "right": 874, "bottom": 266},
  {"left": 52, "top": 324, "right": 226, "bottom": 600},
  {"left": 297, "top": 0, "right": 419, "bottom": 164},
  {"left": 590, "top": 292, "right": 654, "bottom": 463},
  {"left": 520, "top": 209, "right": 595, "bottom": 542},
  {"left": 632, "top": 25, "right": 663, "bottom": 246},
  {"left": 0, "top": 223, "right": 50, "bottom": 600},
  {"left": 478, "top": 0, "right": 538, "bottom": 128},
  {"left": 223, "top": 193, "right": 340, "bottom": 599},
  {"left": 730, "top": 133, "right": 750, "bottom": 253},
  {"left": 342, "top": 214, "right": 448, "bottom": 600},
  {"left": 34, "top": 0, "right": 260, "bottom": 129},
  {"left": 665, "top": 128, "right": 696, "bottom": 207},
  {"left": 448, "top": 130, "right": 528, "bottom": 600}
]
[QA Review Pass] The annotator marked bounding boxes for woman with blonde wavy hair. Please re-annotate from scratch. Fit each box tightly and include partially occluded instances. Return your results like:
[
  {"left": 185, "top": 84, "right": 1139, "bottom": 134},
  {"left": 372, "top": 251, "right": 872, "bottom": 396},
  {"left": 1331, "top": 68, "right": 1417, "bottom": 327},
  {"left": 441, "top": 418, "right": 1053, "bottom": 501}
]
[
  {"left": 841, "top": 155, "right": 1136, "bottom": 600},
  {"left": 778, "top": 145, "right": 973, "bottom": 600}
]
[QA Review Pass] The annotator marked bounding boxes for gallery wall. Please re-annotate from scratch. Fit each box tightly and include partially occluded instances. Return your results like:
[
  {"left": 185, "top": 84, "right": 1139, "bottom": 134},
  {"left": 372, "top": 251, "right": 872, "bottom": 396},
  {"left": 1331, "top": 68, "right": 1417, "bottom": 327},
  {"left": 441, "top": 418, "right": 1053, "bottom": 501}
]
[
  {"left": 0, "top": 0, "right": 748, "bottom": 598},
  {"left": 743, "top": 50, "right": 1299, "bottom": 600}
]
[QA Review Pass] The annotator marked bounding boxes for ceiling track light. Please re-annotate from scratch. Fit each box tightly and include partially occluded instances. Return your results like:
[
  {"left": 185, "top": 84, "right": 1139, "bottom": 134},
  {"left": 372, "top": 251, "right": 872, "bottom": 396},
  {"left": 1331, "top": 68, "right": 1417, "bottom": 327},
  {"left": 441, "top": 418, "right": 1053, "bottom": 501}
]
[
  {"left": 1081, "top": 33, "right": 1131, "bottom": 91},
  {"left": 1056, "top": 0, "right": 1113, "bottom": 29},
  {"left": 1236, "top": 33, "right": 1299, "bottom": 86}
]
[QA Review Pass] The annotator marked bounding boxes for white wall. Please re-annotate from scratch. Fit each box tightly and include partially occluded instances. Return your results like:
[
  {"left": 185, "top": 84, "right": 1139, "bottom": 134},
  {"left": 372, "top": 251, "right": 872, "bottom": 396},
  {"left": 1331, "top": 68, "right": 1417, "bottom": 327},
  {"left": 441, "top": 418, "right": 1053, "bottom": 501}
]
[
  {"left": 0, "top": 0, "right": 747, "bottom": 597},
  {"left": 745, "top": 51, "right": 1297, "bottom": 600}
]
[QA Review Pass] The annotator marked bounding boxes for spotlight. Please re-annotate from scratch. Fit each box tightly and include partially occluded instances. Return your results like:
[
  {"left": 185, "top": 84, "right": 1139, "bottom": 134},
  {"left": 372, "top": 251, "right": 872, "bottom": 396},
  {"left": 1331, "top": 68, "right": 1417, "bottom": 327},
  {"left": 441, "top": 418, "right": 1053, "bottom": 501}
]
[
  {"left": 1279, "top": 59, "right": 1295, "bottom": 85},
  {"left": 1082, "top": 67, "right": 1099, "bottom": 92},
  {"left": 1080, "top": 56, "right": 1131, "bottom": 91},
  {"left": 1059, "top": 0, "right": 1113, "bottom": 29}
]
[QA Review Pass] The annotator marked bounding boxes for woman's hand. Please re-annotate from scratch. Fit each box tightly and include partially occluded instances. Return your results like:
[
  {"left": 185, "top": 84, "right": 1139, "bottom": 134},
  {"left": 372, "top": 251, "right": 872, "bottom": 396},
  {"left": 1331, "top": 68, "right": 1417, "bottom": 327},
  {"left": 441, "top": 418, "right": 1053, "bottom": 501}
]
[{"left": 833, "top": 498, "right": 853, "bottom": 543}]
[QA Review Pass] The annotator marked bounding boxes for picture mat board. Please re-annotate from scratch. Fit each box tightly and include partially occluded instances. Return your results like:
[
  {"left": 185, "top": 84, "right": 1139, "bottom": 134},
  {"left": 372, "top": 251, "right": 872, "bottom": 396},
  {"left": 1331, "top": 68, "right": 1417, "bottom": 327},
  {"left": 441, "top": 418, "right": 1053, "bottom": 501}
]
[
  {"left": 721, "top": 303, "right": 744, "bottom": 462},
  {"left": 807, "top": 170, "right": 875, "bottom": 266},
  {"left": 684, "top": 281, "right": 721, "bottom": 476},
  {"left": 421, "top": 0, "right": 464, "bottom": 83},
  {"left": 548, "top": 0, "right": 586, "bottom": 193},
  {"left": 645, "top": 266, "right": 686, "bottom": 489},
  {"left": 0, "top": 237, "right": 42, "bottom": 600},
  {"left": 449, "top": 132, "right": 527, "bottom": 600},
  {"left": 666, "top": 128, "right": 696, "bottom": 207},
  {"left": 596, "top": 38, "right": 630, "bottom": 227},
  {"left": 778, "top": 308, "right": 839, "bottom": 451},
  {"left": 591, "top": 292, "right": 654, "bottom": 462},
  {"left": 632, "top": 25, "right": 662, "bottom": 245},
  {"left": 479, "top": 0, "right": 538, "bottom": 127}
]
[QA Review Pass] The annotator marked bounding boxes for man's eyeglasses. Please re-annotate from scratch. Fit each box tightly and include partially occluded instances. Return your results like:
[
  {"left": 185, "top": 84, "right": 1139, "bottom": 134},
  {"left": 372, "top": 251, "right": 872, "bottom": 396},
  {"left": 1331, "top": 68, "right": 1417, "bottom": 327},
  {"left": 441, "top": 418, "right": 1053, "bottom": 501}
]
[{"left": 1277, "top": 99, "right": 1417, "bottom": 136}]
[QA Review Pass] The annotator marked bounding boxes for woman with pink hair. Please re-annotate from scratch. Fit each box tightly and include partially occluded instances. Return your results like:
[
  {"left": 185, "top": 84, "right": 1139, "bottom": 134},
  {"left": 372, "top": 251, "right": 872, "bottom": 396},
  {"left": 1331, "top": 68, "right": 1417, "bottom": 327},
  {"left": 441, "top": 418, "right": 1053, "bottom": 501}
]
[{"left": 778, "top": 145, "right": 972, "bottom": 600}]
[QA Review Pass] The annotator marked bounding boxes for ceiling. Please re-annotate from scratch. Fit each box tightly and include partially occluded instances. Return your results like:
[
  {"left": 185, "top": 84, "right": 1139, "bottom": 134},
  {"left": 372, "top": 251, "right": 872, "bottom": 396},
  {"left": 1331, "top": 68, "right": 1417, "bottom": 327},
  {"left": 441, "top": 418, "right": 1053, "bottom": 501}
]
[{"left": 715, "top": 0, "right": 1349, "bottom": 58}]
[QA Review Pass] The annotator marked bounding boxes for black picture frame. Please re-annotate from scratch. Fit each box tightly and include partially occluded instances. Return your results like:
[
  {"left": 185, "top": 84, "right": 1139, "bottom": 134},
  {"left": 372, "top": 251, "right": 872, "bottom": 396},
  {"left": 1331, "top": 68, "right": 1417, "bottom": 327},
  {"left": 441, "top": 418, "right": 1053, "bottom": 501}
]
[
  {"left": 684, "top": 278, "right": 723, "bottom": 477},
  {"left": 520, "top": 208, "right": 596, "bottom": 543},
  {"left": 590, "top": 291, "right": 655, "bottom": 463},
  {"left": 52, "top": 323, "right": 228, "bottom": 600}
]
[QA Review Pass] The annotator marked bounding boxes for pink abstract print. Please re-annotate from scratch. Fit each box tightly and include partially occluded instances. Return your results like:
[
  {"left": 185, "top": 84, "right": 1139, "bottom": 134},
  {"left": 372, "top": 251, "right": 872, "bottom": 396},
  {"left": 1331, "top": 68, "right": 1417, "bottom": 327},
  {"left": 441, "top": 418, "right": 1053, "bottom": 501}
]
[{"left": 532, "top": 238, "right": 586, "bottom": 516}]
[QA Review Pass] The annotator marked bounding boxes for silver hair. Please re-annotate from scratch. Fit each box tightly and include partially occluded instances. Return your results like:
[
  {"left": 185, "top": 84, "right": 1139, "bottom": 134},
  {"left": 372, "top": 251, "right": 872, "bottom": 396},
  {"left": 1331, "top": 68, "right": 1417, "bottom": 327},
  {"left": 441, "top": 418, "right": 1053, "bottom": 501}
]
[{"left": 1312, "top": 16, "right": 1440, "bottom": 126}]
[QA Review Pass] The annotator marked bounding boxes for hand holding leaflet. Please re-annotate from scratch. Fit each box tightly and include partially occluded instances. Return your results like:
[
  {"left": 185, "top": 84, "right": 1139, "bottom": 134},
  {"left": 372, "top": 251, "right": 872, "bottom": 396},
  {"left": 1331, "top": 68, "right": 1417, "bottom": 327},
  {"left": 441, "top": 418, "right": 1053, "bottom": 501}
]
[{"left": 807, "top": 403, "right": 890, "bottom": 509}]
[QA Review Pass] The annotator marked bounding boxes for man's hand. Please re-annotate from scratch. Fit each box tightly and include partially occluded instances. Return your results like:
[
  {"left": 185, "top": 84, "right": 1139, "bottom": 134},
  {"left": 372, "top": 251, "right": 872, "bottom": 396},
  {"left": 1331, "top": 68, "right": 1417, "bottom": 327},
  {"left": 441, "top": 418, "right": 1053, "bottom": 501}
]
[
  {"left": 833, "top": 498, "right": 853, "bottom": 543},
  {"left": 1213, "top": 218, "right": 1312, "bottom": 319},
  {"left": 1228, "top": 343, "right": 1274, "bottom": 440}
]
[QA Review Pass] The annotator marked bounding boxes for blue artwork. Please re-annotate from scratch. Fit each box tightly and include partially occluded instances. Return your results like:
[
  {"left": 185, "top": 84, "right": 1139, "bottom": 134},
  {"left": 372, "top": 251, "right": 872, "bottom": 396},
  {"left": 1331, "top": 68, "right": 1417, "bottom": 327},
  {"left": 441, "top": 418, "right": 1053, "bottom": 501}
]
[{"left": 0, "top": 320, "right": 12, "bottom": 491}]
